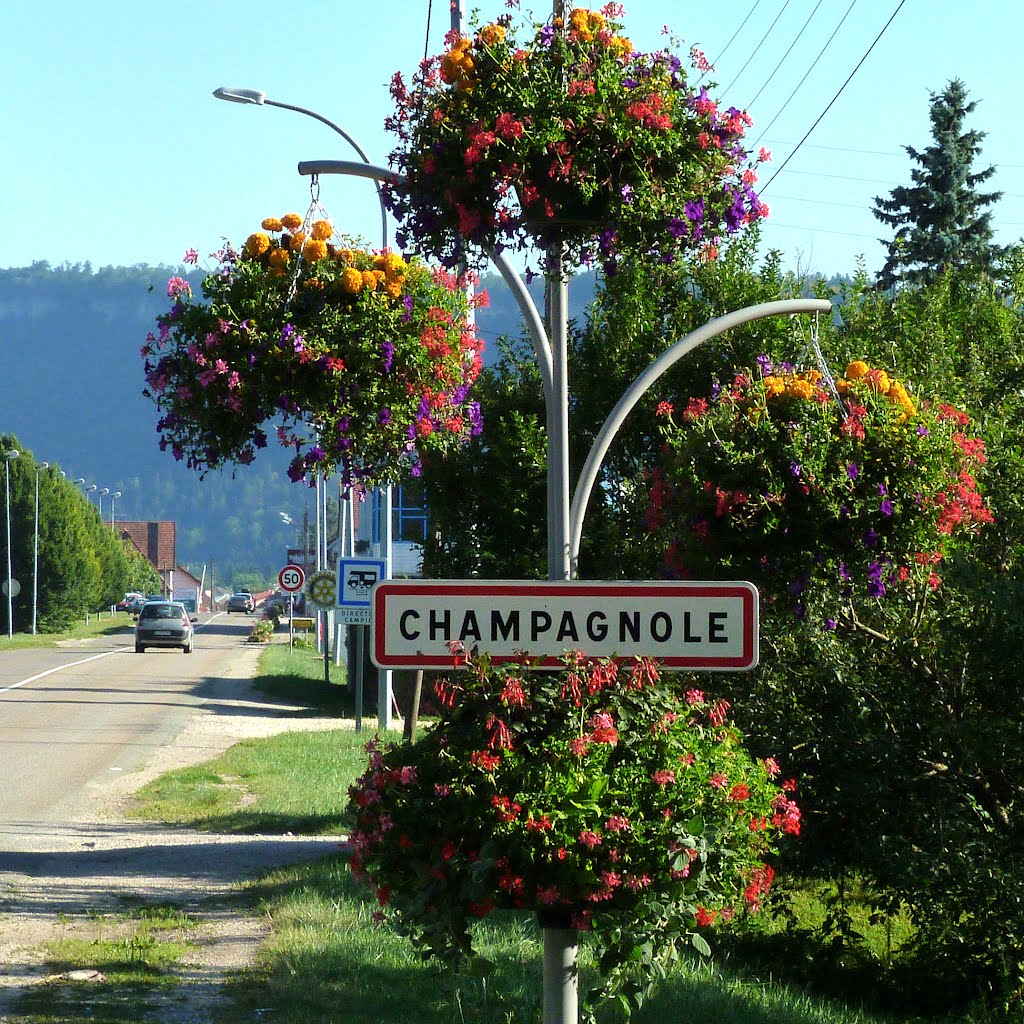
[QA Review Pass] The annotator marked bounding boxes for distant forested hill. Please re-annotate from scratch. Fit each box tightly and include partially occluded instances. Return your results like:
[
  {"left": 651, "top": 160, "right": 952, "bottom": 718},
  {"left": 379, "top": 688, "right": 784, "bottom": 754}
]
[{"left": 0, "top": 261, "right": 593, "bottom": 583}]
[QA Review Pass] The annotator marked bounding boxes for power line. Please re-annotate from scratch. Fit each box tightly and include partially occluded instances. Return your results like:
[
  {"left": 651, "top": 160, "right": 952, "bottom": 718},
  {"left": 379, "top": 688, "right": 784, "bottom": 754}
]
[
  {"left": 721, "top": 0, "right": 793, "bottom": 97},
  {"left": 747, "top": 0, "right": 825, "bottom": 110},
  {"left": 762, "top": 0, "right": 910, "bottom": 192},
  {"left": 698, "top": 1, "right": 762, "bottom": 84},
  {"left": 752, "top": 0, "right": 858, "bottom": 152}
]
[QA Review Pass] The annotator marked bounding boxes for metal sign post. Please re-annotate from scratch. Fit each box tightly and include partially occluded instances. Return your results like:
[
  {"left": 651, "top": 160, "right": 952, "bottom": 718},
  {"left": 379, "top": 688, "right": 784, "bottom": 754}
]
[{"left": 337, "top": 558, "right": 387, "bottom": 728}]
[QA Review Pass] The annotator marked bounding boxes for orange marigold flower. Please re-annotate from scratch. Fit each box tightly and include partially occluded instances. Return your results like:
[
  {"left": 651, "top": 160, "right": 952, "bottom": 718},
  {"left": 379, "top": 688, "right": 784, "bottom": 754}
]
[
  {"left": 281, "top": 212, "right": 303, "bottom": 230},
  {"left": 261, "top": 217, "right": 283, "bottom": 232},
  {"left": 302, "top": 239, "right": 328, "bottom": 263},
  {"left": 340, "top": 267, "right": 363, "bottom": 294},
  {"left": 845, "top": 360, "right": 869, "bottom": 381},
  {"left": 310, "top": 219, "right": 333, "bottom": 241},
  {"left": 243, "top": 232, "right": 271, "bottom": 258}
]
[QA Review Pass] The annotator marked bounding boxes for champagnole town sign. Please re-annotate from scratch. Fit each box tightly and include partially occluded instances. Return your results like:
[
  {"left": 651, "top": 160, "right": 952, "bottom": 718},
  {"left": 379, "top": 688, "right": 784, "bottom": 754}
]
[{"left": 370, "top": 580, "right": 759, "bottom": 670}]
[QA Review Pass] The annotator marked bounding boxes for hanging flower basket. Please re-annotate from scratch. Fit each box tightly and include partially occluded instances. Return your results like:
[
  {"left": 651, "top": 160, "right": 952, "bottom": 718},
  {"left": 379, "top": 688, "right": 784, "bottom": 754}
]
[
  {"left": 143, "top": 213, "right": 485, "bottom": 489},
  {"left": 646, "top": 359, "right": 994, "bottom": 626},
  {"left": 347, "top": 649, "right": 799, "bottom": 1018},
  {"left": 385, "top": 4, "right": 769, "bottom": 273}
]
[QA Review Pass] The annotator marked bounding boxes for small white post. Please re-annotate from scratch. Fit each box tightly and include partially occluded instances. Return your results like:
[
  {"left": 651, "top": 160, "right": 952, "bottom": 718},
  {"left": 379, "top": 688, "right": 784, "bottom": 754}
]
[{"left": 543, "top": 927, "right": 578, "bottom": 1024}]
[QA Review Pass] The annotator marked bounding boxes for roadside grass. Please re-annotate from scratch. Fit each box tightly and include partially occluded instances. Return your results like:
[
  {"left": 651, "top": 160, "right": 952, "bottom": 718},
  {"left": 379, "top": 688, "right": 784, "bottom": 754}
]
[
  {"left": 8, "top": 903, "right": 198, "bottom": 1024},
  {"left": 0, "top": 612, "right": 135, "bottom": 651},
  {"left": 122, "top": 643, "right": 968, "bottom": 1024},
  {"left": 251, "top": 640, "right": 353, "bottom": 713},
  {"left": 220, "top": 856, "right": 918, "bottom": 1024},
  {"left": 128, "top": 728, "right": 366, "bottom": 834}
]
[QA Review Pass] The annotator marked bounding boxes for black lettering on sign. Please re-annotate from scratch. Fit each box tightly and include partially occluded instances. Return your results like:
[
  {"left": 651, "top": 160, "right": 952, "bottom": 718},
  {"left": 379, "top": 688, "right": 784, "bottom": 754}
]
[
  {"left": 587, "top": 611, "right": 608, "bottom": 642},
  {"left": 651, "top": 611, "right": 672, "bottom": 642},
  {"left": 429, "top": 609, "right": 451, "bottom": 641},
  {"left": 557, "top": 611, "right": 579, "bottom": 643},
  {"left": 491, "top": 609, "right": 519, "bottom": 642},
  {"left": 684, "top": 611, "right": 702, "bottom": 643},
  {"left": 709, "top": 611, "right": 729, "bottom": 643},
  {"left": 460, "top": 610, "right": 482, "bottom": 642},
  {"left": 530, "top": 610, "right": 552, "bottom": 641},
  {"left": 399, "top": 609, "right": 420, "bottom": 640},
  {"left": 619, "top": 611, "right": 641, "bottom": 643}
]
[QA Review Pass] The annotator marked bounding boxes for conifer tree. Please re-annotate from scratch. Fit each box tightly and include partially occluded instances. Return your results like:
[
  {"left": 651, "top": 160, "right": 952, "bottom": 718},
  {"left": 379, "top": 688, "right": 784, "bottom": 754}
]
[{"left": 873, "top": 79, "right": 1005, "bottom": 288}]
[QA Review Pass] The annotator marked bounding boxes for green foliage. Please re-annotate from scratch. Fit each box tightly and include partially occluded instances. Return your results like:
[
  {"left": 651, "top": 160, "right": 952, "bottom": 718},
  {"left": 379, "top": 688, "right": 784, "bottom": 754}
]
[
  {"left": 873, "top": 79, "right": 1008, "bottom": 289},
  {"left": 347, "top": 651, "right": 797, "bottom": 1021},
  {"left": 0, "top": 436, "right": 155, "bottom": 632},
  {"left": 387, "top": 6, "right": 766, "bottom": 274}
]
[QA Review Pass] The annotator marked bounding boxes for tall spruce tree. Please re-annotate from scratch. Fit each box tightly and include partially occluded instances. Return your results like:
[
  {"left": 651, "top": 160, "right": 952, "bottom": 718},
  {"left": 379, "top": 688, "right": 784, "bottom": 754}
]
[{"left": 873, "top": 79, "right": 1005, "bottom": 288}]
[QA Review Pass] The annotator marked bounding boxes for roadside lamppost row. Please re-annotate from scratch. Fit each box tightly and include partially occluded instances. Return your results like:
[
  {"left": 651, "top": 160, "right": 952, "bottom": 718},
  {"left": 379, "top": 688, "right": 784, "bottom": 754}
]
[
  {"left": 4, "top": 449, "right": 20, "bottom": 638},
  {"left": 110, "top": 491, "right": 121, "bottom": 531}
]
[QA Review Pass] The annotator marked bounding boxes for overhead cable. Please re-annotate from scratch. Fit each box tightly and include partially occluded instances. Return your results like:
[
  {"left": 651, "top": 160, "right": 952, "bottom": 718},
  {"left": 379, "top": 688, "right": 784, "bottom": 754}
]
[
  {"left": 752, "top": 0, "right": 858, "bottom": 152},
  {"left": 698, "top": 0, "right": 762, "bottom": 83},
  {"left": 747, "top": 0, "right": 825, "bottom": 110},
  {"left": 762, "top": 0, "right": 909, "bottom": 192},
  {"left": 720, "top": 0, "right": 793, "bottom": 97}
]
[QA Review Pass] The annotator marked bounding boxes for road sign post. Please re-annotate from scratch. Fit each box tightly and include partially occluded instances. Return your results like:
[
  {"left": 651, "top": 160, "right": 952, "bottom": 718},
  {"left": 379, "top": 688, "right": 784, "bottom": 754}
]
[
  {"left": 371, "top": 580, "right": 759, "bottom": 671},
  {"left": 305, "top": 570, "right": 338, "bottom": 687},
  {"left": 278, "top": 564, "right": 305, "bottom": 650},
  {"left": 337, "top": 559, "right": 387, "bottom": 731}
]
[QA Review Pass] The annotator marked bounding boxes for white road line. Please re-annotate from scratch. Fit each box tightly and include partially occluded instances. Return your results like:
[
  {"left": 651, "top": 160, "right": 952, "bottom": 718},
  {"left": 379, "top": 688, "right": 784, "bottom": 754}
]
[
  {"left": 0, "top": 614, "right": 225, "bottom": 695},
  {"left": 0, "top": 650, "right": 122, "bottom": 694}
]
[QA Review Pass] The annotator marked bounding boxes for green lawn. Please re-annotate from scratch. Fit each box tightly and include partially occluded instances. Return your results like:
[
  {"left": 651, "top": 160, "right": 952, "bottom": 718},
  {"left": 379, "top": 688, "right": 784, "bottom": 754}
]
[{"left": 0, "top": 610, "right": 135, "bottom": 650}]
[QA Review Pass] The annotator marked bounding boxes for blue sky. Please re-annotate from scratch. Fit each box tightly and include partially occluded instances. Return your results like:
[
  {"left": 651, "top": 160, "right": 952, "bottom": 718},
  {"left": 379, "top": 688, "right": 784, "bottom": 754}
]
[{"left": 4, "top": 1, "right": 1021, "bottom": 278}]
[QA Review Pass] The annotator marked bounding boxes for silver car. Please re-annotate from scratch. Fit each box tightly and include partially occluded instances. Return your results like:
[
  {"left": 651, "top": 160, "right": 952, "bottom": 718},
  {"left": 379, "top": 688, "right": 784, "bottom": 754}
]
[{"left": 135, "top": 601, "right": 196, "bottom": 654}]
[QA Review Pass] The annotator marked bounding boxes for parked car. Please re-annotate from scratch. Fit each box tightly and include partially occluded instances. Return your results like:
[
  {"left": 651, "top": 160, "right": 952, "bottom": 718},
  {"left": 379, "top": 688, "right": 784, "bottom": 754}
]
[
  {"left": 116, "top": 592, "right": 144, "bottom": 612},
  {"left": 126, "top": 594, "right": 148, "bottom": 616},
  {"left": 227, "top": 592, "right": 255, "bottom": 614},
  {"left": 135, "top": 601, "right": 196, "bottom": 654}
]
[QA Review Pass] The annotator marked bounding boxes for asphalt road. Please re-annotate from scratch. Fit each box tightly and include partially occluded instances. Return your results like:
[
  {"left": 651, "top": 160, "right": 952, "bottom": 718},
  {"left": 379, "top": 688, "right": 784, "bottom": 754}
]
[{"left": 0, "top": 612, "right": 259, "bottom": 822}]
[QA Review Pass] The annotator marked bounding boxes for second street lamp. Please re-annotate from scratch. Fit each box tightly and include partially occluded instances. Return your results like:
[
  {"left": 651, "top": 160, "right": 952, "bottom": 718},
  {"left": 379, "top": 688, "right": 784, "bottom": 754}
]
[
  {"left": 33, "top": 461, "right": 49, "bottom": 635},
  {"left": 4, "top": 449, "right": 20, "bottom": 638}
]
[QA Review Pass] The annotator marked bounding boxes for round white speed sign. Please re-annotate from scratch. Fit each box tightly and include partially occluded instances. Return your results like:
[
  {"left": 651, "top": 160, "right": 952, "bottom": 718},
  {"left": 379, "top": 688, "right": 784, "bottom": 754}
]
[{"left": 278, "top": 564, "right": 305, "bottom": 593}]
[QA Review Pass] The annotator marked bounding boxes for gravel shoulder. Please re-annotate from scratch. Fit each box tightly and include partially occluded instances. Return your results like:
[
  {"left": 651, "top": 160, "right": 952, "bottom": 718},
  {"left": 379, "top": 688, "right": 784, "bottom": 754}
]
[{"left": 0, "top": 641, "right": 358, "bottom": 1023}]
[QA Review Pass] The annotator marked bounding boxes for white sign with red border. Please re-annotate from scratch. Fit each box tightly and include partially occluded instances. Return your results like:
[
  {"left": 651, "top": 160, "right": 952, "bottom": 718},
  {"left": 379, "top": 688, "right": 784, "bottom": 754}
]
[
  {"left": 278, "top": 564, "right": 306, "bottom": 593},
  {"left": 370, "top": 580, "right": 758, "bottom": 670}
]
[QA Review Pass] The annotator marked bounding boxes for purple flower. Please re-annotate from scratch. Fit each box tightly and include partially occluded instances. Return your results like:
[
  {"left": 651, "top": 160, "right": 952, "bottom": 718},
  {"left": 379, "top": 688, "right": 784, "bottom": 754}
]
[
  {"left": 309, "top": 445, "right": 325, "bottom": 463},
  {"left": 878, "top": 482, "right": 888, "bottom": 496},
  {"left": 862, "top": 528, "right": 879, "bottom": 548},
  {"left": 880, "top": 498, "right": 894, "bottom": 517},
  {"left": 867, "top": 579, "right": 886, "bottom": 599},
  {"left": 839, "top": 563, "right": 851, "bottom": 581},
  {"left": 621, "top": 184, "right": 634, "bottom": 202},
  {"left": 378, "top": 408, "right": 392, "bottom": 425},
  {"left": 755, "top": 354, "right": 773, "bottom": 375},
  {"left": 539, "top": 24, "right": 555, "bottom": 46},
  {"left": 789, "top": 461, "right": 801, "bottom": 478},
  {"left": 824, "top": 618, "right": 837, "bottom": 631},
  {"left": 917, "top": 424, "right": 930, "bottom": 436},
  {"left": 667, "top": 216, "right": 687, "bottom": 239},
  {"left": 846, "top": 462, "right": 859, "bottom": 481}
]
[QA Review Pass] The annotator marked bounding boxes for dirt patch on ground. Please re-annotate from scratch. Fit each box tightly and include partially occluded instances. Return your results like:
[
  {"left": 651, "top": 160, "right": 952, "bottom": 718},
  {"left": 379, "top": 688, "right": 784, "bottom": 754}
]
[{"left": 0, "top": 643, "right": 363, "bottom": 1022}]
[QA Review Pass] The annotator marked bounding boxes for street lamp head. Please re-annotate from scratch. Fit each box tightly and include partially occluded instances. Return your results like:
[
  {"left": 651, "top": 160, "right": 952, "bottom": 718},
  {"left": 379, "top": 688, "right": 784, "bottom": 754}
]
[
  {"left": 86, "top": 484, "right": 97, "bottom": 493},
  {"left": 111, "top": 491, "right": 121, "bottom": 499},
  {"left": 99, "top": 488, "right": 110, "bottom": 497},
  {"left": 39, "top": 462, "right": 49, "bottom": 470},
  {"left": 3, "top": 450, "right": 19, "bottom": 461},
  {"left": 74, "top": 478, "right": 85, "bottom": 485},
  {"left": 213, "top": 86, "right": 266, "bottom": 106}
]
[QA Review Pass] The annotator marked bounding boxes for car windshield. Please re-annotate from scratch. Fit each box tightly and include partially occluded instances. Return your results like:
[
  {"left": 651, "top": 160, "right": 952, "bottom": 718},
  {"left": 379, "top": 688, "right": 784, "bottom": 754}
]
[{"left": 141, "top": 604, "right": 180, "bottom": 620}]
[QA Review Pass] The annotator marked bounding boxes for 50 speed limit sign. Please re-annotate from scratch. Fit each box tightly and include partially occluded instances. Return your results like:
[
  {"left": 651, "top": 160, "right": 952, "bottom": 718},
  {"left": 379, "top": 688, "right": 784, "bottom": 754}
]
[{"left": 278, "top": 564, "right": 305, "bottom": 593}]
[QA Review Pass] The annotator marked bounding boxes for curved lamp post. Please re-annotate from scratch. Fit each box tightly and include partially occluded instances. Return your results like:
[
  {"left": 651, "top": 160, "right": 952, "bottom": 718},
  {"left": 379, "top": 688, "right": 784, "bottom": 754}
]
[
  {"left": 4, "top": 449, "right": 20, "bottom": 638},
  {"left": 98, "top": 487, "right": 110, "bottom": 522},
  {"left": 213, "top": 87, "right": 388, "bottom": 254},
  {"left": 32, "top": 461, "right": 49, "bottom": 635},
  {"left": 109, "top": 491, "right": 121, "bottom": 532},
  {"left": 215, "top": 86, "right": 395, "bottom": 713}
]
